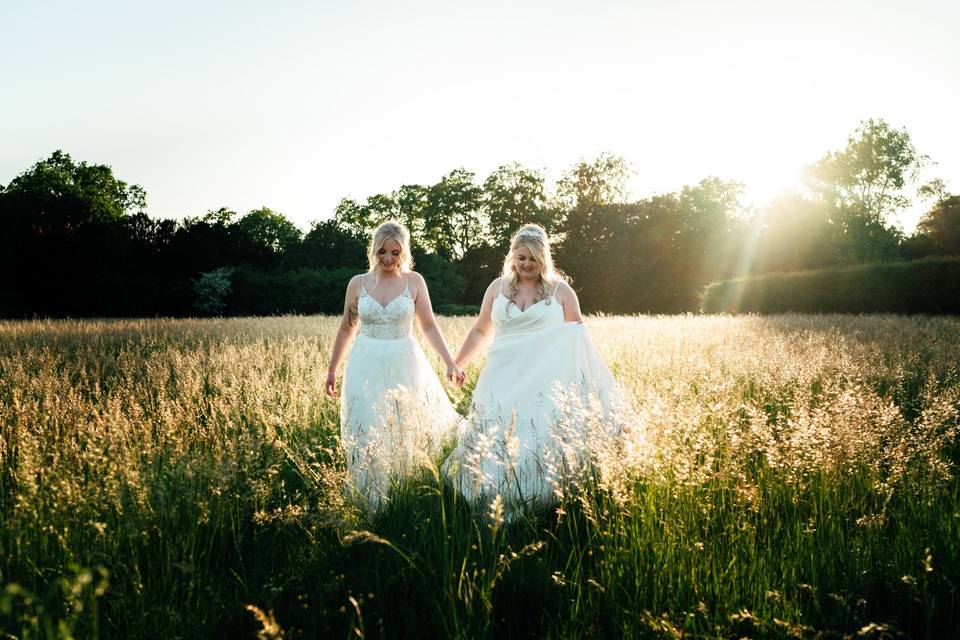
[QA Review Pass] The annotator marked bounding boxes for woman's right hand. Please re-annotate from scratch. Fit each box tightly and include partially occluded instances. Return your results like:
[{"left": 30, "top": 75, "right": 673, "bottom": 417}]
[
  {"left": 325, "top": 371, "right": 338, "bottom": 397},
  {"left": 445, "top": 362, "right": 462, "bottom": 387},
  {"left": 446, "top": 363, "right": 466, "bottom": 388}
]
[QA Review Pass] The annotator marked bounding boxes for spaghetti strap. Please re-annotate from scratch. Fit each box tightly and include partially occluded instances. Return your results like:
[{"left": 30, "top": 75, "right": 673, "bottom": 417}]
[
  {"left": 499, "top": 278, "right": 506, "bottom": 297},
  {"left": 359, "top": 274, "right": 368, "bottom": 297},
  {"left": 551, "top": 280, "right": 562, "bottom": 298}
]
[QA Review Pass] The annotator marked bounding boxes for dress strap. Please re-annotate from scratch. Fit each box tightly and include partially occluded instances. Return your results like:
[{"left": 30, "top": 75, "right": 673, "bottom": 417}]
[
  {"left": 551, "top": 280, "right": 562, "bottom": 298},
  {"left": 359, "top": 274, "right": 369, "bottom": 297},
  {"left": 499, "top": 278, "right": 506, "bottom": 297}
]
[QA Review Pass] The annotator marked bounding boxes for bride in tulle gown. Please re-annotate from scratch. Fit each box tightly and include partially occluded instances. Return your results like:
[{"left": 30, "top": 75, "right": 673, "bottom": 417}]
[
  {"left": 445, "top": 224, "right": 627, "bottom": 505},
  {"left": 326, "top": 220, "right": 464, "bottom": 510}
]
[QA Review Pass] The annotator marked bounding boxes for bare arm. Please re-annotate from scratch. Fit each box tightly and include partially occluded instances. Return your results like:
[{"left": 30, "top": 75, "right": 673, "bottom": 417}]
[
  {"left": 556, "top": 281, "right": 584, "bottom": 324},
  {"left": 454, "top": 278, "right": 500, "bottom": 368},
  {"left": 325, "top": 275, "right": 362, "bottom": 396},
  {"left": 410, "top": 272, "right": 461, "bottom": 384}
]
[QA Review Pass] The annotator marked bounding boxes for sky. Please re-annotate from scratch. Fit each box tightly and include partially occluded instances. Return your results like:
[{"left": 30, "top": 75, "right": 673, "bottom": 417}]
[{"left": 2, "top": 0, "right": 958, "bottom": 234}]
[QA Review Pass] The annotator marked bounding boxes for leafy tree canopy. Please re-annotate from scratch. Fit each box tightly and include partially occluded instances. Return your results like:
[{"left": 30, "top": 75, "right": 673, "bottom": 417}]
[
  {"left": 0, "top": 150, "right": 146, "bottom": 233},
  {"left": 557, "top": 152, "right": 632, "bottom": 210},
  {"left": 806, "top": 118, "right": 925, "bottom": 224},
  {"left": 235, "top": 207, "right": 302, "bottom": 254},
  {"left": 916, "top": 194, "right": 960, "bottom": 256},
  {"left": 483, "top": 163, "right": 552, "bottom": 245},
  {"left": 423, "top": 168, "right": 485, "bottom": 260}
]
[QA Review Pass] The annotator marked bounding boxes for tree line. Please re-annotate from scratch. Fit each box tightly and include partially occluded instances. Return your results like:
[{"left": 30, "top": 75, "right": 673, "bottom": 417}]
[{"left": 1, "top": 119, "right": 957, "bottom": 318}]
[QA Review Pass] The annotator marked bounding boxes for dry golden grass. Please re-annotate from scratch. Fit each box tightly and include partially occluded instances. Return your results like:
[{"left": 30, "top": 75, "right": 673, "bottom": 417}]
[{"left": 1, "top": 314, "right": 958, "bottom": 638}]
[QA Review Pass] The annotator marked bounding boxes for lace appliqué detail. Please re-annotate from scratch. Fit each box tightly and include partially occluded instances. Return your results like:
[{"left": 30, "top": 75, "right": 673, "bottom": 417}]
[{"left": 358, "top": 279, "right": 415, "bottom": 340}]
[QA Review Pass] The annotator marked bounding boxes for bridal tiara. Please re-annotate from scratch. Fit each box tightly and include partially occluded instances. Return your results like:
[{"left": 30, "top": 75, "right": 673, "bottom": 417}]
[{"left": 516, "top": 228, "right": 544, "bottom": 241}]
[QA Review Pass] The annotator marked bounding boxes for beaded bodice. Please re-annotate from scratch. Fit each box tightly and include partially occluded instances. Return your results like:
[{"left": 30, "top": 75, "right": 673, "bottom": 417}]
[{"left": 357, "top": 277, "right": 415, "bottom": 339}]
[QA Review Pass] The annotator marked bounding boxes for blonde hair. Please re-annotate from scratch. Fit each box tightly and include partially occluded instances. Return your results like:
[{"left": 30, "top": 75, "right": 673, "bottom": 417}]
[
  {"left": 367, "top": 220, "right": 414, "bottom": 274},
  {"left": 501, "top": 223, "right": 566, "bottom": 312}
]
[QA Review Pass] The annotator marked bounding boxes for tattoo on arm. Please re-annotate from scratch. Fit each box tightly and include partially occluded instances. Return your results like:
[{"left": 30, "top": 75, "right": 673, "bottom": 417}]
[{"left": 347, "top": 304, "right": 359, "bottom": 327}]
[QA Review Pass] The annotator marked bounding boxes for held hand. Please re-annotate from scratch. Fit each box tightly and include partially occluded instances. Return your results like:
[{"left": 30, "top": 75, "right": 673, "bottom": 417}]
[
  {"left": 446, "top": 362, "right": 466, "bottom": 387},
  {"left": 325, "top": 371, "right": 338, "bottom": 397},
  {"left": 447, "top": 363, "right": 466, "bottom": 388}
]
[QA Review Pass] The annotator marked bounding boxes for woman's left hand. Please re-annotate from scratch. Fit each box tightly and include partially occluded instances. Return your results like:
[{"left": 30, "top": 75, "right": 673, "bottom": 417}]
[{"left": 447, "top": 363, "right": 465, "bottom": 387}]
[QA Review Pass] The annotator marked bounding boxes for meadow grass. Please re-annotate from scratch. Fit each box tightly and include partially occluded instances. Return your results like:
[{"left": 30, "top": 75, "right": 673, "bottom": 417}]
[{"left": 0, "top": 314, "right": 958, "bottom": 638}]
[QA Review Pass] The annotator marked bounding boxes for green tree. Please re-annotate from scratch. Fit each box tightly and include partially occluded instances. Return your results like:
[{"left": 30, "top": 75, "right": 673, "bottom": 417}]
[
  {"left": 752, "top": 191, "right": 840, "bottom": 273},
  {"left": 394, "top": 184, "right": 429, "bottom": 240},
  {"left": 806, "top": 119, "right": 926, "bottom": 223},
  {"left": 333, "top": 198, "right": 371, "bottom": 236},
  {"left": 625, "top": 194, "right": 688, "bottom": 312},
  {"left": 423, "top": 169, "right": 485, "bottom": 260},
  {"left": 677, "top": 177, "right": 749, "bottom": 285},
  {"left": 0, "top": 150, "right": 146, "bottom": 233},
  {"left": 360, "top": 193, "right": 400, "bottom": 229},
  {"left": 915, "top": 195, "right": 960, "bottom": 256},
  {"left": 804, "top": 119, "right": 921, "bottom": 263},
  {"left": 556, "top": 153, "right": 633, "bottom": 256},
  {"left": 201, "top": 207, "right": 238, "bottom": 227},
  {"left": 556, "top": 153, "right": 632, "bottom": 254},
  {"left": 554, "top": 154, "right": 634, "bottom": 309},
  {"left": 332, "top": 188, "right": 429, "bottom": 243},
  {"left": 285, "top": 219, "right": 367, "bottom": 271},
  {"left": 556, "top": 152, "right": 632, "bottom": 210},
  {"left": 918, "top": 178, "right": 949, "bottom": 206},
  {"left": 192, "top": 267, "right": 234, "bottom": 315},
  {"left": 234, "top": 207, "right": 302, "bottom": 254},
  {"left": 0, "top": 151, "right": 148, "bottom": 316},
  {"left": 482, "top": 163, "right": 554, "bottom": 245}
]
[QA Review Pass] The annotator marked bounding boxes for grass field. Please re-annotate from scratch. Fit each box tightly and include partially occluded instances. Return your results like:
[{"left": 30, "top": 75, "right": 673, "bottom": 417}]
[{"left": 1, "top": 314, "right": 958, "bottom": 639}]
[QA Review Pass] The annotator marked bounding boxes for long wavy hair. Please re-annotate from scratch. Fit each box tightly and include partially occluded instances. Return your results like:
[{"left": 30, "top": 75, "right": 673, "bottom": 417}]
[
  {"left": 367, "top": 220, "right": 414, "bottom": 277},
  {"left": 500, "top": 223, "right": 566, "bottom": 313}
]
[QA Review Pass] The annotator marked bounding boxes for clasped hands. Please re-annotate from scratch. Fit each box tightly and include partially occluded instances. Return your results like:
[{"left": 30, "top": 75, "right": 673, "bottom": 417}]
[{"left": 446, "top": 362, "right": 466, "bottom": 388}]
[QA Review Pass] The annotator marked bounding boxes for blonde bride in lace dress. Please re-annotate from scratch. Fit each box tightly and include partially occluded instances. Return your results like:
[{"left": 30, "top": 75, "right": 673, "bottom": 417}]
[{"left": 325, "top": 220, "right": 464, "bottom": 510}]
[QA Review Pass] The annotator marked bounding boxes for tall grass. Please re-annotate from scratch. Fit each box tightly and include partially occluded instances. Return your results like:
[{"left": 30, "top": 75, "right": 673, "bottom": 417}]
[{"left": 1, "top": 315, "right": 958, "bottom": 638}]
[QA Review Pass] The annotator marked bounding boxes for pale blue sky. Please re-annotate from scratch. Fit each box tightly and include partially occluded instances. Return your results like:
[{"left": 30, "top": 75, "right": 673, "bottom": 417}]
[{"left": 2, "top": 0, "right": 957, "bottom": 233}]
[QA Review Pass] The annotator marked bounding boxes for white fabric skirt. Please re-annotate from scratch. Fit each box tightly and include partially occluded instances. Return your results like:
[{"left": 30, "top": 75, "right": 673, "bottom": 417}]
[
  {"left": 446, "top": 323, "right": 626, "bottom": 504},
  {"left": 341, "top": 334, "right": 461, "bottom": 508}
]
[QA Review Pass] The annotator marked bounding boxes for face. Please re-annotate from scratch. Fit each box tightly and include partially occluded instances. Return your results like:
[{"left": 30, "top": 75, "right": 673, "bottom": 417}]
[
  {"left": 512, "top": 244, "right": 542, "bottom": 281},
  {"left": 377, "top": 238, "right": 403, "bottom": 272}
]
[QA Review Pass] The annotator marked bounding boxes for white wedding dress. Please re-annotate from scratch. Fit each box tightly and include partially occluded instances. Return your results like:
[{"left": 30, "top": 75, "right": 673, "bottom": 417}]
[
  {"left": 340, "top": 276, "right": 461, "bottom": 509},
  {"left": 446, "top": 281, "right": 626, "bottom": 505}
]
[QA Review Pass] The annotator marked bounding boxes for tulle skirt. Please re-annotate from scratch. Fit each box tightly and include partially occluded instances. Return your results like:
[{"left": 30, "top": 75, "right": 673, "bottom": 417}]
[{"left": 341, "top": 334, "right": 461, "bottom": 508}]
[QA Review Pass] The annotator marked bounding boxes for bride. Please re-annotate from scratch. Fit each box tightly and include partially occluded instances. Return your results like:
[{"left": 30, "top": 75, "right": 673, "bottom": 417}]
[
  {"left": 445, "top": 223, "right": 625, "bottom": 505},
  {"left": 326, "top": 220, "right": 464, "bottom": 509}
]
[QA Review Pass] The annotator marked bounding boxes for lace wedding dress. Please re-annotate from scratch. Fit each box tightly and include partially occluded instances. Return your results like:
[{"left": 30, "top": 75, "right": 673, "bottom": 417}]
[
  {"left": 340, "top": 276, "right": 461, "bottom": 509},
  {"left": 446, "top": 281, "right": 627, "bottom": 505}
]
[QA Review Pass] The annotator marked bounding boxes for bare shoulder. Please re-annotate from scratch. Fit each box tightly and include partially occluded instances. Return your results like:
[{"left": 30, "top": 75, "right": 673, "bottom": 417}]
[
  {"left": 347, "top": 273, "right": 365, "bottom": 292},
  {"left": 407, "top": 271, "right": 427, "bottom": 293},
  {"left": 405, "top": 271, "right": 428, "bottom": 303},
  {"left": 554, "top": 280, "right": 577, "bottom": 302}
]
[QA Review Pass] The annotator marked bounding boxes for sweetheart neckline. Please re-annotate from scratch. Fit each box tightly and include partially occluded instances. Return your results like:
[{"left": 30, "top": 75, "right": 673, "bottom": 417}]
[
  {"left": 363, "top": 291, "right": 412, "bottom": 310},
  {"left": 497, "top": 292, "right": 552, "bottom": 314},
  {"left": 360, "top": 274, "right": 412, "bottom": 310}
]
